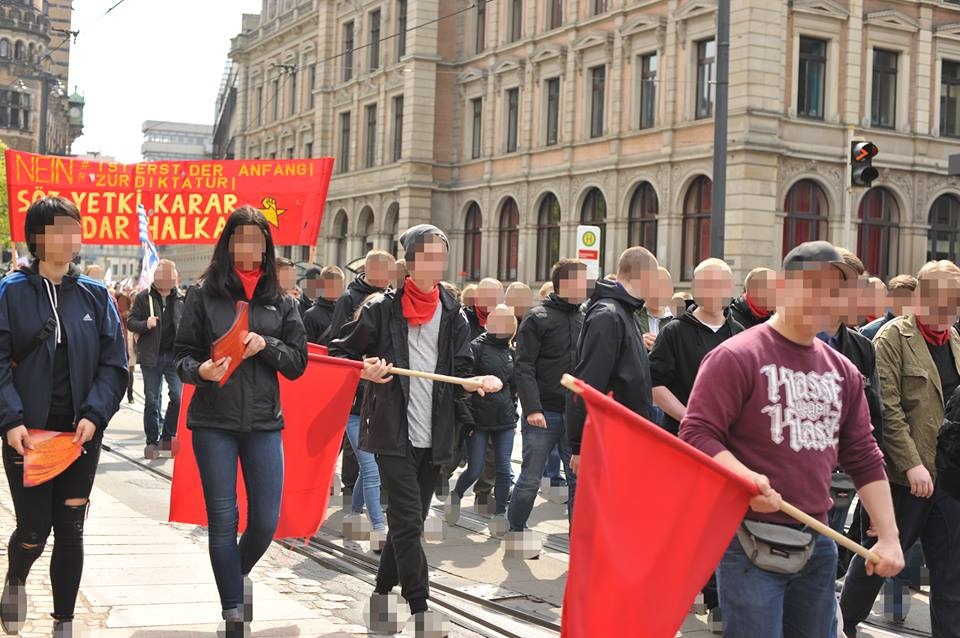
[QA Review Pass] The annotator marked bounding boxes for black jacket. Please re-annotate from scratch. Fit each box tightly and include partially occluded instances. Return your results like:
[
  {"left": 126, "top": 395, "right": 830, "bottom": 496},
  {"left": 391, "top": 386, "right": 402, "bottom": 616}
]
[
  {"left": 515, "top": 294, "right": 582, "bottom": 418},
  {"left": 649, "top": 307, "right": 744, "bottom": 435},
  {"left": 128, "top": 286, "right": 185, "bottom": 367},
  {"left": 297, "top": 293, "right": 312, "bottom": 318},
  {"left": 323, "top": 273, "right": 384, "bottom": 343},
  {"left": 938, "top": 386, "right": 960, "bottom": 501},
  {"left": 566, "top": 280, "right": 653, "bottom": 455},
  {"left": 464, "top": 306, "right": 485, "bottom": 341},
  {"left": 175, "top": 280, "right": 308, "bottom": 433},
  {"left": 329, "top": 286, "right": 475, "bottom": 464},
  {"left": 0, "top": 263, "right": 128, "bottom": 434},
  {"left": 728, "top": 295, "right": 770, "bottom": 331},
  {"left": 469, "top": 333, "right": 517, "bottom": 431},
  {"left": 303, "top": 297, "right": 336, "bottom": 345},
  {"left": 831, "top": 324, "right": 884, "bottom": 450}
]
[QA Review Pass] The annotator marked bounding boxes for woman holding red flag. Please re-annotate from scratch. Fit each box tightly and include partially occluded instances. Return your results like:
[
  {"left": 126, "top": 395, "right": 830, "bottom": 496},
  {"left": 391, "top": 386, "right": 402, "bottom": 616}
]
[
  {"left": 0, "top": 197, "right": 128, "bottom": 637},
  {"left": 174, "top": 206, "right": 307, "bottom": 636}
]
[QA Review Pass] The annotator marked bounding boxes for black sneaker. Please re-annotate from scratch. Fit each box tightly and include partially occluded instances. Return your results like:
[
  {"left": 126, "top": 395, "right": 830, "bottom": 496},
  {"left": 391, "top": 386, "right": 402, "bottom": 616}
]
[
  {"left": 0, "top": 575, "right": 26, "bottom": 635},
  {"left": 241, "top": 574, "right": 253, "bottom": 622},
  {"left": 220, "top": 607, "right": 248, "bottom": 638}
]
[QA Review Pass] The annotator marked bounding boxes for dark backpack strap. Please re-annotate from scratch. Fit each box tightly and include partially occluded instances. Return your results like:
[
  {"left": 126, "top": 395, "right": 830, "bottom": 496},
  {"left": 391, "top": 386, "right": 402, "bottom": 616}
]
[{"left": 12, "top": 316, "right": 58, "bottom": 365}]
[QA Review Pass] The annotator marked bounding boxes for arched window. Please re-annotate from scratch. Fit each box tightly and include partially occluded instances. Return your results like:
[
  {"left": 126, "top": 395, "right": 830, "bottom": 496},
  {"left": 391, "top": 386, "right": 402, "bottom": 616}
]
[
  {"left": 0, "top": 40, "right": 10, "bottom": 59},
  {"left": 536, "top": 193, "right": 561, "bottom": 282},
  {"left": 14, "top": 41, "right": 23, "bottom": 61},
  {"left": 580, "top": 187, "right": 607, "bottom": 276},
  {"left": 857, "top": 187, "right": 899, "bottom": 281},
  {"left": 333, "top": 210, "right": 348, "bottom": 267},
  {"left": 463, "top": 203, "right": 482, "bottom": 281},
  {"left": 927, "top": 193, "right": 960, "bottom": 262},
  {"left": 27, "top": 43, "right": 33, "bottom": 63},
  {"left": 498, "top": 198, "right": 520, "bottom": 281},
  {"left": 782, "top": 179, "right": 828, "bottom": 257},
  {"left": 628, "top": 182, "right": 658, "bottom": 253},
  {"left": 385, "top": 202, "right": 400, "bottom": 257},
  {"left": 358, "top": 206, "right": 375, "bottom": 254},
  {"left": 681, "top": 175, "right": 713, "bottom": 280}
]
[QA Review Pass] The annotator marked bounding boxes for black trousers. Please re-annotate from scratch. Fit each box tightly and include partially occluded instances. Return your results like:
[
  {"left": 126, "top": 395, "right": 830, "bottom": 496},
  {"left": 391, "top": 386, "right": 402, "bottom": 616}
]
[
  {"left": 375, "top": 446, "right": 440, "bottom": 612},
  {"left": 340, "top": 432, "right": 359, "bottom": 490},
  {"left": 840, "top": 482, "right": 960, "bottom": 637}
]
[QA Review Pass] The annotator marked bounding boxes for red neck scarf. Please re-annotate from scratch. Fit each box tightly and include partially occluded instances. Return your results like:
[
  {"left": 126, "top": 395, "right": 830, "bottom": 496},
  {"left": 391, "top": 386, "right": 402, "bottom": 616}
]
[
  {"left": 474, "top": 305, "right": 490, "bottom": 328},
  {"left": 234, "top": 268, "right": 261, "bottom": 301},
  {"left": 916, "top": 317, "right": 951, "bottom": 347},
  {"left": 744, "top": 293, "right": 772, "bottom": 320},
  {"left": 402, "top": 277, "right": 440, "bottom": 326}
]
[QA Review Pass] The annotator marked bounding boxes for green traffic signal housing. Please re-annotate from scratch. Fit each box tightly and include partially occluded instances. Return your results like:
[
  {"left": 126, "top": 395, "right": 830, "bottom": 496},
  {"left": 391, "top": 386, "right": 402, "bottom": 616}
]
[{"left": 851, "top": 141, "right": 879, "bottom": 187}]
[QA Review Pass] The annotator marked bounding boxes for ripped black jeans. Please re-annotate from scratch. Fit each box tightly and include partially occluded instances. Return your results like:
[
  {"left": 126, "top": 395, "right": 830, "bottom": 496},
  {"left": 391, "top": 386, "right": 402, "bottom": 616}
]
[{"left": 2, "top": 433, "right": 101, "bottom": 621}]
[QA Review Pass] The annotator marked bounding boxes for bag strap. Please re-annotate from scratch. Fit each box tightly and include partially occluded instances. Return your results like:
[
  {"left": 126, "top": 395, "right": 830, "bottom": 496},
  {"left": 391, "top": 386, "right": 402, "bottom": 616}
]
[{"left": 12, "top": 316, "right": 58, "bottom": 365}]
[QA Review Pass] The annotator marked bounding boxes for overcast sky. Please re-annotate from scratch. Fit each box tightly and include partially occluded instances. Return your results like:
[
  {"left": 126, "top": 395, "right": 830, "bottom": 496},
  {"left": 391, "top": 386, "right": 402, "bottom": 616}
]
[{"left": 68, "top": 0, "right": 262, "bottom": 163}]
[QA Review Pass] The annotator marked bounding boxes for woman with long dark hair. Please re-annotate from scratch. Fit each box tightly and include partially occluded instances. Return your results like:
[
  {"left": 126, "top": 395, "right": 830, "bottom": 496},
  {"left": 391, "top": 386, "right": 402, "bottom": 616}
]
[
  {"left": 0, "top": 197, "right": 128, "bottom": 637},
  {"left": 175, "top": 206, "right": 307, "bottom": 635}
]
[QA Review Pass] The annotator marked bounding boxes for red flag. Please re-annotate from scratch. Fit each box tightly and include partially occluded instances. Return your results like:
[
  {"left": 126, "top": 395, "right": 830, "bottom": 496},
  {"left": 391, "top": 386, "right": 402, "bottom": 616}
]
[
  {"left": 561, "top": 378, "right": 758, "bottom": 638},
  {"left": 169, "top": 352, "right": 363, "bottom": 539}
]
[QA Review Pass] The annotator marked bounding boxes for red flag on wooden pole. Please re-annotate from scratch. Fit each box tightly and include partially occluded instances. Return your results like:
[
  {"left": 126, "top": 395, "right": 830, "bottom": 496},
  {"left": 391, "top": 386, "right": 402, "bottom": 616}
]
[
  {"left": 169, "top": 349, "right": 363, "bottom": 539},
  {"left": 560, "top": 376, "right": 758, "bottom": 638}
]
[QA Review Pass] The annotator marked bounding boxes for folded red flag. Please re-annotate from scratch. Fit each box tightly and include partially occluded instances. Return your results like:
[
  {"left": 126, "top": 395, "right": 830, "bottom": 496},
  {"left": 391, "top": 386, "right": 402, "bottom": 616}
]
[
  {"left": 169, "top": 352, "right": 363, "bottom": 539},
  {"left": 23, "top": 430, "right": 82, "bottom": 487},
  {"left": 210, "top": 301, "right": 249, "bottom": 388},
  {"left": 561, "top": 378, "right": 758, "bottom": 638}
]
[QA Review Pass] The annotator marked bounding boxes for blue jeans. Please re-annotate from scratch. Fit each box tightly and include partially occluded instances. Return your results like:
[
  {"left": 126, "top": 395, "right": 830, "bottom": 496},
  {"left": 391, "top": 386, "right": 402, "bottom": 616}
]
[
  {"left": 543, "top": 444, "right": 562, "bottom": 484},
  {"left": 344, "top": 414, "right": 385, "bottom": 530},
  {"left": 717, "top": 532, "right": 838, "bottom": 638},
  {"left": 454, "top": 428, "right": 516, "bottom": 515},
  {"left": 192, "top": 428, "right": 283, "bottom": 611},
  {"left": 141, "top": 351, "right": 182, "bottom": 444},
  {"left": 507, "top": 411, "right": 576, "bottom": 532}
]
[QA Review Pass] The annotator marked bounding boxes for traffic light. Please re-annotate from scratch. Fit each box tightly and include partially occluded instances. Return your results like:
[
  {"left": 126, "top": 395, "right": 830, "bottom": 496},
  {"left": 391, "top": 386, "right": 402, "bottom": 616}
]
[{"left": 851, "top": 141, "right": 879, "bottom": 187}]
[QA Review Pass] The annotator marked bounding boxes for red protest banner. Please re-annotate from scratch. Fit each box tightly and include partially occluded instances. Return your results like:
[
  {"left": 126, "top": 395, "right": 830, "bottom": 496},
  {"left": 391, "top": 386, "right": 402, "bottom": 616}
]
[{"left": 5, "top": 150, "right": 334, "bottom": 246}]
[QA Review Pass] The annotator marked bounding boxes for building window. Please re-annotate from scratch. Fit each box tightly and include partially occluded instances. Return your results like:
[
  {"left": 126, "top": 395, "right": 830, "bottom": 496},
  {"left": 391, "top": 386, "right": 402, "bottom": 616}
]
[
  {"left": 545, "top": 77, "right": 560, "bottom": 145},
  {"left": 392, "top": 95, "right": 404, "bottom": 161},
  {"left": 369, "top": 9, "right": 381, "bottom": 71},
  {"left": 385, "top": 202, "right": 400, "bottom": 257},
  {"left": 695, "top": 39, "right": 716, "bottom": 119},
  {"left": 536, "top": 193, "right": 561, "bottom": 282},
  {"left": 471, "top": 97, "right": 483, "bottom": 159},
  {"left": 682, "top": 175, "right": 713, "bottom": 280},
  {"left": 639, "top": 53, "right": 657, "bottom": 129},
  {"left": 475, "top": 0, "right": 486, "bottom": 53},
  {"left": 304, "top": 141, "right": 313, "bottom": 158},
  {"left": 581, "top": 187, "right": 607, "bottom": 275},
  {"left": 782, "top": 179, "right": 828, "bottom": 257},
  {"left": 255, "top": 86, "right": 263, "bottom": 126},
  {"left": 307, "top": 64, "right": 316, "bottom": 108},
  {"left": 548, "top": 0, "right": 562, "bottom": 30},
  {"left": 338, "top": 111, "right": 351, "bottom": 173},
  {"left": 857, "top": 187, "right": 899, "bottom": 281},
  {"left": 941, "top": 60, "right": 960, "bottom": 138},
  {"left": 927, "top": 194, "right": 960, "bottom": 262},
  {"left": 333, "top": 210, "right": 349, "bottom": 266},
  {"left": 288, "top": 69, "right": 297, "bottom": 117},
  {"left": 509, "top": 0, "right": 522, "bottom": 42},
  {"left": 798, "top": 37, "right": 827, "bottom": 119},
  {"left": 498, "top": 198, "right": 520, "bottom": 281},
  {"left": 589, "top": 65, "right": 605, "bottom": 138},
  {"left": 506, "top": 87, "right": 519, "bottom": 153},
  {"left": 871, "top": 49, "right": 897, "bottom": 129},
  {"left": 0, "top": 40, "right": 9, "bottom": 58},
  {"left": 343, "top": 21, "right": 354, "bottom": 82},
  {"left": 397, "top": 0, "right": 407, "bottom": 60},
  {"left": 591, "top": 0, "right": 607, "bottom": 16},
  {"left": 13, "top": 41, "right": 22, "bottom": 61},
  {"left": 365, "top": 103, "right": 377, "bottom": 168},
  {"left": 463, "top": 203, "right": 483, "bottom": 280},
  {"left": 359, "top": 207, "right": 375, "bottom": 254},
  {"left": 628, "top": 182, "right": 658, "bottom": 253},
  {"left": 271, "top": 78, "right": 280, "bottom": 120},
  {"left": 0, "top": 91, "right": 31, "bottom": 131}
]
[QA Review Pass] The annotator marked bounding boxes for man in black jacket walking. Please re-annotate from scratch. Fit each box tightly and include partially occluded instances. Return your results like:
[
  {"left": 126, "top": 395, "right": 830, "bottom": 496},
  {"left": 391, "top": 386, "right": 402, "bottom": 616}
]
[
  {"left": 303, "top": 266, "right": 344, "bottom": 344},
  {"left": 128, "top": 259, "right": 184, "bottom": 458},
  {"left": 728, "top": 266, "right": 775, "bottom": 330},
  {"left": 567, "top": 247, "right": 659, "bottom": 476},
  {"left": 507, "top": 259, "right": 587, "bottom": 534}
]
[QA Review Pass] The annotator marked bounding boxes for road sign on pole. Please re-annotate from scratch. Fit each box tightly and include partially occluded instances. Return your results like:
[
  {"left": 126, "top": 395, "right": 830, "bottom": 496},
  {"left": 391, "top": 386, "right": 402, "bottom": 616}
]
[{"left": 576, "top": 225, "right": 602, "bottom": 280}]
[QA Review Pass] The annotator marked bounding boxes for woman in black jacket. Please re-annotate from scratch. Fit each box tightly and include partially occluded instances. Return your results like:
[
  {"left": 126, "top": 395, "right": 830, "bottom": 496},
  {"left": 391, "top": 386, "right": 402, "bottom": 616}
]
[
  {"left": 447, "top": 305, "right": 518, "bottom": 528},
  {"left": 0, "top": 197, "right": 128, "bottom": 636},
  {"left": 174, "top": 206, "right": 307, "bottom": 634}
]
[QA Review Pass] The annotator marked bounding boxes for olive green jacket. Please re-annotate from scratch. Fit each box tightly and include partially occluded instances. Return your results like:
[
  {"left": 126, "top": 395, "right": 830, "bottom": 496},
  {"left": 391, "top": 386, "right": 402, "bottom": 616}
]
[{"left": 873, "top": 314, "right": 960, "bottom": 486}]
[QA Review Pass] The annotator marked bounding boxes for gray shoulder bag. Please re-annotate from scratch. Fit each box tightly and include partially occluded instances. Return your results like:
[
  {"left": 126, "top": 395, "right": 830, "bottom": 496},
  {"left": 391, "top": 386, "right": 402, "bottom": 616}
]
[{"left": 735, "top": 519, "right": 815, "bottom": 575}]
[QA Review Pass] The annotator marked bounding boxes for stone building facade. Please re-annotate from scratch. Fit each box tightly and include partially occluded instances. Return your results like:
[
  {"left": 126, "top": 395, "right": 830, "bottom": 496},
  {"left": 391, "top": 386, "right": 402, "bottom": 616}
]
[{"left": 222, "top": 0, "right": 960, "bottom": 286}]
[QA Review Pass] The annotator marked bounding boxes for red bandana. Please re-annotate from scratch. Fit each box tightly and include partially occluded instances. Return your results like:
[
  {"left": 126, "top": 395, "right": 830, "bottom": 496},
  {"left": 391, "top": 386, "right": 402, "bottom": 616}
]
[
  {"left": 744, "top": 293, "right": 771, "bottom": 320},
  {"left": 474, "top": 305, "right": 490, "bottom": 328},
  {"left": 916, "top": 317, "right": 951, "bottom": 347},
  {"left": 401, "top": 277, "right": 440, "bottom": 326},
  {"left": 234, "top": 268, "right": 261, "bottom": 301}
]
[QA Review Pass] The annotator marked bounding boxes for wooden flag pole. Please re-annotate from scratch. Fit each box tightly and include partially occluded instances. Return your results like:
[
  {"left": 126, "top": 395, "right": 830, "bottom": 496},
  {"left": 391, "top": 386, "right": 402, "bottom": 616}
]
[
  {"left": 560, "top": 374, "right": 882, "bottom": 565},
  {"left": 389, "top": 366, "right": 480, "bottom": 389}
]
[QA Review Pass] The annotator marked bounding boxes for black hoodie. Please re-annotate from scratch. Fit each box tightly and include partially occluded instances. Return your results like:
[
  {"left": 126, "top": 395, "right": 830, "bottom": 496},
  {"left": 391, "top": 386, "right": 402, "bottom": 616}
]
[
  {"left": 322, "top": 273, "right": 384, "bottom": 343},
  {"left": 649, "top": 306, "right": 744, "bottom": 435},
  {"left": 728, "top": 295, "right": 770, "bottom": 330},
  {"left": 303, "top": 297, "right": 337, "bottom": 344},
  {"left": 468, "top": 333, "right": 518, "bottom": 430},
  {"left": 566, "top": 279, "right": 653, "bottom": 455},
  {"left": 515, "top": 293, "right": 583, "bottom": 417}
]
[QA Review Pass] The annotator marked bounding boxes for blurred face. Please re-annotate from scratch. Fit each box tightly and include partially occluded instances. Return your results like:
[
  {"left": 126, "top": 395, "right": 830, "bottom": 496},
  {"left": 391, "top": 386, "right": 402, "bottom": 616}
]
[
  {"left": 693, "top": 267, "right": 735, "bottom": 314},
  {"left": 229, "top": 224, "right": 265, "bottom": 271},
  {"left": 35, "top": 215, "right": 82, "bottom": 264},
  {"left": 365, "top": 255, "right": 395, "bottom": 288},
  {"left": 653, "top": 269, "right": 675, "bottom": 309},
  {"left": 558, "top": 267, "right": 589, "bottom": 304},
  {"left": 891, "top": 287, "right": 915, "bottom": 317},
  {"left": 476, "top": 281, "right": 504, "bottom": 310},
  {"left": 278, "top": 266, "right": 297, "bottom": 291},
  {"left": 747, "top": 271, "right": 775, "bottom": 309},
  {"left": 154, "top": 263, "right": 178, "bottom": 293},
  {"left": 505, "top": 286, "right": 534, "bottom": 319},
  {"left": 487, "top": 309, "right": 516, "bottom": 339},
  {"left": 462, "top": 287, "right": 478, "bottom": 307},
  {"left": 776, "top": 265, "right": 845, "bottom": 335},
  {"left": 303, "top": 276, "right": 323, "bottom": 300},
  {"left": 86, "top": 265, "right": 105, "bottom": 281},
  {"left": 408, "top": 236, "right": 448, "bottom": 285},
  {"left": 915, "top": 273, "right": 960, "bottom": 332},
  {"left": 320, "top": 276, "right": 345, "bottom": 301}
]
